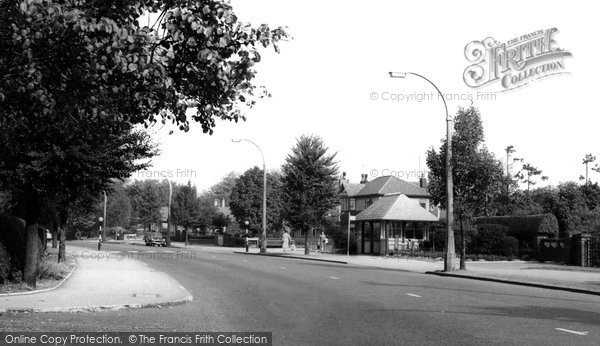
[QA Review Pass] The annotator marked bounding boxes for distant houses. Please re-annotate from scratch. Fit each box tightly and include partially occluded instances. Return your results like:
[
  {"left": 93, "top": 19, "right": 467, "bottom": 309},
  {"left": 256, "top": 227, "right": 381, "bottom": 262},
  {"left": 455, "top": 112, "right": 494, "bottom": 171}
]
[{"left": 338, "top": 173, "right": 439, "bottom": 255}]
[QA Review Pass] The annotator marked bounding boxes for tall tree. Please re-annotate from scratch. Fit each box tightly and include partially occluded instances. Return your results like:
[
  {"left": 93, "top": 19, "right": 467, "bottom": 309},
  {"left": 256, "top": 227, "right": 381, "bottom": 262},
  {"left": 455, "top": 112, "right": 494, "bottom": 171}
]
[
  {"left": 229, "top": 167, "right": 284, "bottom": 235},
  {"left": 281, "top": 135, "right": 339, "bottom": 255},
  {"left": 426, "top": 106, "right": 505, "bottom": 269},
  {"left": 197, "top": 193, "right": 220, "bottom": 229},
  {"left": 582, "top": 153, "right": 596, "bottom": 184},
  {"left": 106, "top": 181, "right": 133, "bottom": 230},
  {"left": 171, "top": 181, "right": 201, "bottom": 240},
  {"left": 127, "top": 180, "right": 163, "bottom": 232},
  {"left": 0, "top": 0, "right": 286, "bottom": 286}
]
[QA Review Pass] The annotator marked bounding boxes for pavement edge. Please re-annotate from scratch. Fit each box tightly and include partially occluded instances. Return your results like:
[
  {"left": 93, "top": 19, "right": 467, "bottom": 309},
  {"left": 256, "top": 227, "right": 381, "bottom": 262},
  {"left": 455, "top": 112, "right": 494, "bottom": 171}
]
[
  {"left": 0, "top": 253, "right": 77, "bottom": 298},
  {"left": 426, "top": 271, "right": 600, "bottom": 296},
  {"left": 234, "top": 251, "right": 348, "bottom": 264}
]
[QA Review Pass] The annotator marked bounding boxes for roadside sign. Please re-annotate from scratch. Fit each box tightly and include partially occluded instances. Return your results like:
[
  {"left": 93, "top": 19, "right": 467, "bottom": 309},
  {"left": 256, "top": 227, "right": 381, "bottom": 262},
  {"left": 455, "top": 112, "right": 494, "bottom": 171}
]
[
  {"left": 349, "top": 215, "right": 356, "bottom": 221},
  {"left": 160, "top": 207, "right": 169, "bottom": 222}
]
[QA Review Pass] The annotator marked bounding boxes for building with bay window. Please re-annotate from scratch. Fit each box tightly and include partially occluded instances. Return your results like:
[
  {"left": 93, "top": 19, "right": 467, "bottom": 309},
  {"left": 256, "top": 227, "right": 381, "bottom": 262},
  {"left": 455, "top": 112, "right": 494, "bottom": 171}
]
[{"left": 338, "top": 174, "right": 439, "bottom": 255}]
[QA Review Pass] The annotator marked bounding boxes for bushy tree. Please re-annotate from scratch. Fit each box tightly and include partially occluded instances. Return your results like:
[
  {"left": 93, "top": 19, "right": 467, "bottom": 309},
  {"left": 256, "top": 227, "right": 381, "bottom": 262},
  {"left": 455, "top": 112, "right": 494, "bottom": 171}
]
[
  {"left": 281, "top": 135, "right": 339, "bottom": 255},
  {"left": 171, "top": 181, "right": 201, "bottom": 239},
  {"left": 229, "top": 167, "right": 284, "bottom": 235},
  {"left": 426, "top": 106, "right": 505, "bottom": 269},
  {"left": 106, "top": 181, "right": 132, "bottom": 229},
  {"left": 127, "top": 180, "right": 163, "bottom": 232},
  {"left": 1, "top": 0, "right": 286, "bottom": 286}
]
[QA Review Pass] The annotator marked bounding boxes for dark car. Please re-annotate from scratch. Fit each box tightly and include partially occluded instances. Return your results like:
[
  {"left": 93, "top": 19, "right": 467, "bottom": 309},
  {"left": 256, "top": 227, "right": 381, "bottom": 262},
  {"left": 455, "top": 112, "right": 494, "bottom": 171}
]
[{"left": 144, "top": 232, "right": 166, "bottom": 247}]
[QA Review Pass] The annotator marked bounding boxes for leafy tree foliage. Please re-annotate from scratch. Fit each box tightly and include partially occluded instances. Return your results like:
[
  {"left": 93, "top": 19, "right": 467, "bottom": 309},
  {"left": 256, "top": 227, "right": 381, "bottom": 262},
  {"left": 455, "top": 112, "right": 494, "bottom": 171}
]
[
  {"left": 0, "top": 0, "right": 286, "bottom": 285},
  {"left": 171, "top": 181, "right": 201, "bottom": 232},
  {"left": 528, "top": 182, "right": 600, "bottom": 237},
  {"left": 515, "top": 163, "right": 547, "bottom": 196},
  {"left": 209, "top": 172, "right": 238, "bottom": 204},
  {"left": 127, "top": 180, "right": 164, "bottom": 231},
  {"left": 426, "top": 106, "right": 505, "bottom": 268},
  {"left": 106, "top": 181, "right": 132, "bottom": 228},
  {"left": 281, "top": 135, "right": 338, "bottom": 254},
  {"left": 197, "top": 193, "right": 220, "bottom": 229},
  {"left": 228, "top": 167, "right": 283, "bottom": 235}
]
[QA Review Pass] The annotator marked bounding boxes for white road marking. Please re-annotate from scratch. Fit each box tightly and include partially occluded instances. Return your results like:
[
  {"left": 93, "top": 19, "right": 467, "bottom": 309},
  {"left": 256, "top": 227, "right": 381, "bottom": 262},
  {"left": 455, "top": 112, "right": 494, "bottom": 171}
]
[
  {"left": 329, "top": 276, "right": 339, "bottom": 280},
  {"left": 406, "top": 293, "right": 422, "bottom": 298},
  {"left": 279, "top": 266, "right": 287, "bottom": 270},
  {"left": 555, "top": 328, "right": 588, "bottom": 335},
  {"left": 242, "top": 259, "right": 248, "bottom": 262}
]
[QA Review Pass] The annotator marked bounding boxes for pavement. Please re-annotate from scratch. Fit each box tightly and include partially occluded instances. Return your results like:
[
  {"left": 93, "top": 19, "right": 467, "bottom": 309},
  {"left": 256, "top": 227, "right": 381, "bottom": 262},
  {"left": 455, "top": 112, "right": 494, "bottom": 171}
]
[
  {"left": 0, "top": 245, "right": 193, "bottom": 313},
  {"left": 233, "top": 245, "right": 600, "bottom": 296},
  {"left": 1, "top": 240, "right": 599, "bottom": 314}
]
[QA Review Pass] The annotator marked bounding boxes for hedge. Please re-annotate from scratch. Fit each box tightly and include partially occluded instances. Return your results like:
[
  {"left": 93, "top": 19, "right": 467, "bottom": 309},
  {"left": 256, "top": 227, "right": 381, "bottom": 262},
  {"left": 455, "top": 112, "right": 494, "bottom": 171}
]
[
  {"left": 473, "top": 214, "right": 559, "bottom": 249},
  {"left": 469, "top": 227, "right": 519, "bottom": 258}
]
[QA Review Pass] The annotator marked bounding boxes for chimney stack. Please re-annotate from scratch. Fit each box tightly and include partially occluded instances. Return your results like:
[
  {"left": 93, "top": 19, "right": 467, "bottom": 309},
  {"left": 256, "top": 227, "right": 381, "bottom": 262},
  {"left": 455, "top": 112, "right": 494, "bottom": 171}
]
[
  {"left": 419, "top": 176, "right": 428, "bottom": 188},
  {"left": 360, "top": 174, "right": 368, "bottom": 184}
]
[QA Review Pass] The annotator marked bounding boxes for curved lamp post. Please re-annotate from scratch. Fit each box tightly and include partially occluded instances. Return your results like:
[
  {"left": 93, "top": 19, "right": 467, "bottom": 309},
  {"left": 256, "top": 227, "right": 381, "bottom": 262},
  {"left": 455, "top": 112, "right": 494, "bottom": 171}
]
[
  {"left": 232, "top": 139, "right": 267, "bottom": 254},
  {"left": 388, "top": 71, "right": 456, "bottom": 271}
]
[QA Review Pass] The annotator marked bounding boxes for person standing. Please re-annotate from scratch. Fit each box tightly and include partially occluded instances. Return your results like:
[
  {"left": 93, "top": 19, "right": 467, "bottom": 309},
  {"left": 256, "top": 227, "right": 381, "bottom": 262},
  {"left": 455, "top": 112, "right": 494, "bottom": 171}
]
[
  {"left": 282, "top": 230, "right": 292, "bottom": 252},
  {"left": 319, "top": 231, "right": 327, "bottom": 254}
]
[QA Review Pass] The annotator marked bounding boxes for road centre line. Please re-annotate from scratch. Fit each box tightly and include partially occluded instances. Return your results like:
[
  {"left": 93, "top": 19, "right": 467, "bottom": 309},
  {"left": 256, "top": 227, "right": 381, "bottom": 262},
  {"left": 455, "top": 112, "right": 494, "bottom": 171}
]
[
  {"left": 329, "top": 276, "right": 339, "bottom": 280},
  {"left": 406, "top": 293, "right": 422, "bottom": 298},
  {"left": 555, "top": 328, "right": 588, "bottom": 335}
]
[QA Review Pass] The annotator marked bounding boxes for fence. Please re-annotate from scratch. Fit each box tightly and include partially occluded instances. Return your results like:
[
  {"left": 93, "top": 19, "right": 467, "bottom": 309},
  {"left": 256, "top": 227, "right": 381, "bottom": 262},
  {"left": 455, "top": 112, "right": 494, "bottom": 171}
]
[
  {"left": 571, "top": 233, "right": 600, "bottom": 267},
  {"left": 538, "top": 234, "right": 600, "bottom": 267}
]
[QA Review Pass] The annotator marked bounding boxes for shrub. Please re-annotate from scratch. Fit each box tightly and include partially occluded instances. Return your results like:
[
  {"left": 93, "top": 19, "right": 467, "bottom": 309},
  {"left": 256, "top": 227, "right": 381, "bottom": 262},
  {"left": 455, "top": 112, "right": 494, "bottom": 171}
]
[
  {"left": 0, "top": 214, "right": 26, "bottom": 272},
  {"left": 0, "top": 242, "right": 10, "bottom": 282},
  {"left": 37, "top": 255, "right": 70, "bottom": 281}
]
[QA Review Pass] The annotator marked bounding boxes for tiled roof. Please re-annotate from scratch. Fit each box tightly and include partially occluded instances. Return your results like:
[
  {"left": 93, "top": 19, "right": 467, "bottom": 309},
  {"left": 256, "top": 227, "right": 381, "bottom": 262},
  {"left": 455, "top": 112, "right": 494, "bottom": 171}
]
[
  {"left": 355, "top": 175, "right": 429, "bottom": 197},
  {"left": 338, "top": 181, "right": 365, "bottom": 197},
  {"left": 355, "top": 194, "right": 439, "bottom": 222}
]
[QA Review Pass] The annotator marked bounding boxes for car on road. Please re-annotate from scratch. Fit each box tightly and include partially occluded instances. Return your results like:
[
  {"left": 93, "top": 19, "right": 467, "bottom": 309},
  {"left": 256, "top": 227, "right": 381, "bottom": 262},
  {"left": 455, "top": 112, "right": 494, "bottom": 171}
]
[{"left": 144, "top": 232, "right": 166, "bottom": 247}]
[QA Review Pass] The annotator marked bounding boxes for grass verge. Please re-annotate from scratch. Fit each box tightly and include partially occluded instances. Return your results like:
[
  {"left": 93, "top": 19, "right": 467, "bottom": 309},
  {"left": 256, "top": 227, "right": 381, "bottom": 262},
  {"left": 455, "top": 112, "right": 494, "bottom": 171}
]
[{"left": 0, "top": 248, "right": 75, "bottom": 294}]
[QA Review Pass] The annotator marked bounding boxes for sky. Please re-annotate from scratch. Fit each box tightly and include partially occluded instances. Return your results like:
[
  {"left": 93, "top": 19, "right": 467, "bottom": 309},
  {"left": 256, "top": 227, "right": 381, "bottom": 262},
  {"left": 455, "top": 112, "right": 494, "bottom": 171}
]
[{"left": 135, "top": 0, "right": 600, "bottom": 192}]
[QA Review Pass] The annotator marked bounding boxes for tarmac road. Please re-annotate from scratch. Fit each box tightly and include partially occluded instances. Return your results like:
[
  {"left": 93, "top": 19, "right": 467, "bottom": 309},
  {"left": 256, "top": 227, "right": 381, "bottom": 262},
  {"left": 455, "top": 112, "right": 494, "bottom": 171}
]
[{"left": 2, "top": 241, "right": 600, "bottom": 345}]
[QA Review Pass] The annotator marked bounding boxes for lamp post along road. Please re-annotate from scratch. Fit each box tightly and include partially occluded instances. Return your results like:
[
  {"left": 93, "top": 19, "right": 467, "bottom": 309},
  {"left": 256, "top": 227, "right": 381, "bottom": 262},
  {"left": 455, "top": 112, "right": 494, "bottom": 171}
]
[
  {"left": 166, "top": 178, "right": 172, "bottom": 247},
  {"left": 389, "top": 71, "right": 456, "bottom": 271},
  {"left": 232, "top": 139, "right": 267, "bottom": 254},
  {"left": 103, "top": 190, "right": 107, "bottom": 239}
]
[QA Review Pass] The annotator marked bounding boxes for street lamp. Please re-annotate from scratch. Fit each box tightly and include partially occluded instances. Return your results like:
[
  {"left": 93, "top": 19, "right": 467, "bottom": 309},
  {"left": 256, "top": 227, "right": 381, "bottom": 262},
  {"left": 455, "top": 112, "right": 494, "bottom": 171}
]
[
  {"left": 103, "top": 190, "right": 107, "bottom": 239},
  {"left": 389, "top": 71, "right": 456, "bottom": 271},
  {"left": 165, "top": 178, "right": 173, "bottom": 247},
  {"left": 232, "top": 138, "right": 267, "bottom": 254},
  {"left": 244, "top": 220, "right": 250, "bottom": 252}
]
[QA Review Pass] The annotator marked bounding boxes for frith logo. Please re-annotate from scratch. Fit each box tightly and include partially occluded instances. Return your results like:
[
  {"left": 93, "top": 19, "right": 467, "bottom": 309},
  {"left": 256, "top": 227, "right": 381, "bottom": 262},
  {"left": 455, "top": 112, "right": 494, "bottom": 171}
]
[{"left": 463, "top": 28, "right": 572, "bottom": 91}]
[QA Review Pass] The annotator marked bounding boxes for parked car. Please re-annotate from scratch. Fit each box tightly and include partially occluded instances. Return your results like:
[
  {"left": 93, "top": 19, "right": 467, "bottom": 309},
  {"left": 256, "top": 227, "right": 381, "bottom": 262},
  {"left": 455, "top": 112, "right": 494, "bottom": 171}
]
[{"left": 144, "top": 232, "right": 166, "bottom": 247}]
